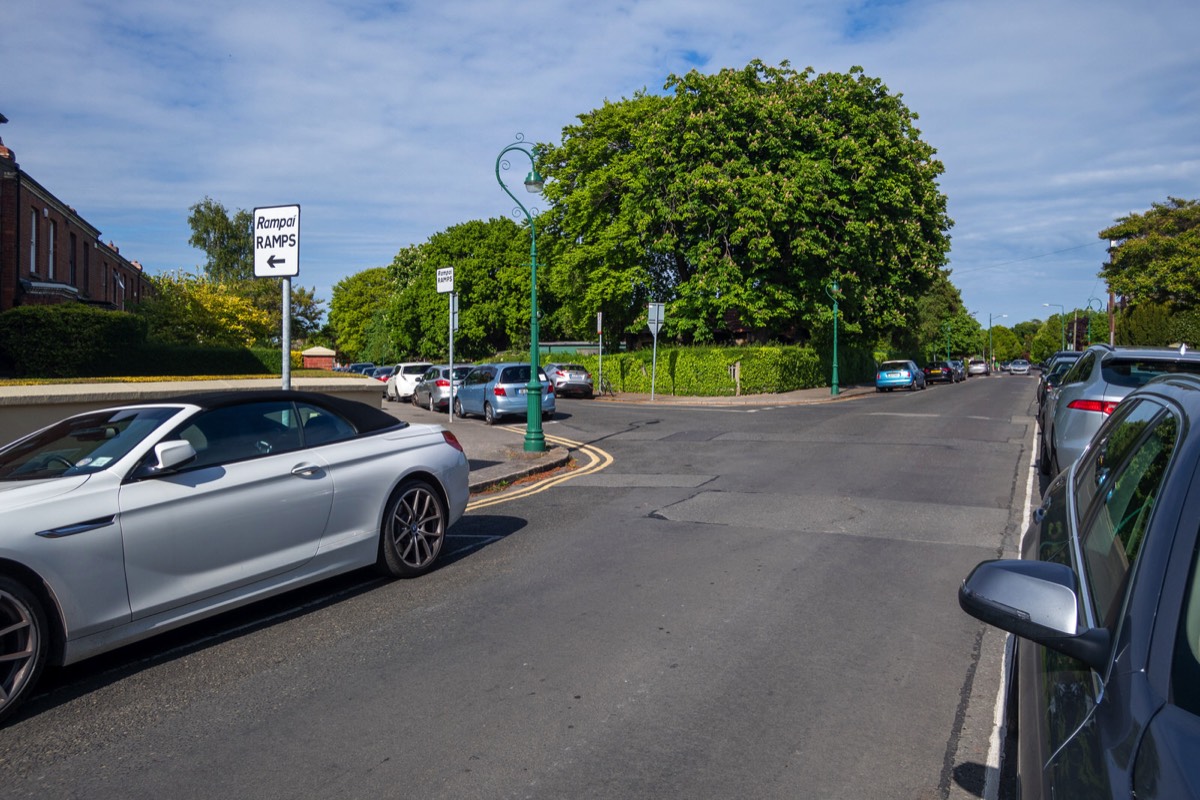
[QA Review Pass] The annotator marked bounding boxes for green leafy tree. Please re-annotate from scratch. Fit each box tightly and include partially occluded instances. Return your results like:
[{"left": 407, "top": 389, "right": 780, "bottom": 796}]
[
  {"left": 1012, "top": 320, "right": 1041, "bottom": 355},
  {"left": 328, "top": 267, "right": 393, "bottom": 362},
  {"left": 540, "top": 60, "right": 953, "bottom": 346},
  {"left": 1101, "top": 198, "right": 1200, "bottom": 309},
  {"left": 382, "top": 219, "right": 533, "bottom": 361},
  {"left": 1116, "top": 301, "right": 1173, "bottom": 346},
  {"left": 989, "top": 326, "right": 1021, "bottom": 362},
  {"left": 133, "top": 271, "right": 271, "bottom": 347}
]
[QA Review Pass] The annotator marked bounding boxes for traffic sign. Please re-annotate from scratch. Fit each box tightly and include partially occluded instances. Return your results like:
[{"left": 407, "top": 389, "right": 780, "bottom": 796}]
[
  {"left": 437, "top": 267, "right": 455, "bottom": 294},
  {"left": 253, "top": 204, "right": 300, "bottom": 277},
  {"left": 648, "top": 302, "right": 664, "bottom": 334}
]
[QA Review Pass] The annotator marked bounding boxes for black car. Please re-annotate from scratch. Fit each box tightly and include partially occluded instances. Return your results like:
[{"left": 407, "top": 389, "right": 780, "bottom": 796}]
[
  {"left": 960, "top": 373, "right": 1200, "bottom": 798},
  {"left": 923, "top": 361, "right": 957, "bottom": 384}
]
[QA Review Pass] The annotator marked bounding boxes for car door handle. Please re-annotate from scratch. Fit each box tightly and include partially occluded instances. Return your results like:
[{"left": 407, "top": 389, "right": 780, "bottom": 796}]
[{"left": 291, "top": 464, "right": 323, "bottom": 477}]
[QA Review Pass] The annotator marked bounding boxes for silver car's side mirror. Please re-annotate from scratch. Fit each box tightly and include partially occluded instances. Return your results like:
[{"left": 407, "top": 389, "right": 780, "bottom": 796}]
[
  {"left": 959, "top": 559, "right": 1111, "bottom": 671},
  {"left": 132, "top": 440, "right": 198, "bottom": 479}
]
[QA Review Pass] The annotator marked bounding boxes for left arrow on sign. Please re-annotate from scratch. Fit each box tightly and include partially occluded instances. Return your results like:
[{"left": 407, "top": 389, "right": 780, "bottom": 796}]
[{"left": 267, "top": 255, "right": 286, "bottom": 269}]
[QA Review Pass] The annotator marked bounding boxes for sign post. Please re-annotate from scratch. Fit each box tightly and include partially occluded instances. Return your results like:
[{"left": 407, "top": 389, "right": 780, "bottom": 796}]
[
  {"left": 648, "top": 303, "right": 664, "bottom": 401},
  {"left": 597, "top": 312, "right": 603, "bottom": 397},
  {"left": 253, "top": 204, "right": 300, "bottom": 390},
  {"left": 437, "top": 267, "right": 456, "bottom": 422}
]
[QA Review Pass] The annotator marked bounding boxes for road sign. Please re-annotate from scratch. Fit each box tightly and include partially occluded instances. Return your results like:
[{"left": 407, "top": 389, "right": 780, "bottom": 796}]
[
  {"left": 436, "top": 267, "right": 455, "bottom": 294},
  {"left": 253, "top": 204, "right": 300, "bottom": 277},
  {"left": 648, "top": 302, "right": 664, "bottom": 335}
]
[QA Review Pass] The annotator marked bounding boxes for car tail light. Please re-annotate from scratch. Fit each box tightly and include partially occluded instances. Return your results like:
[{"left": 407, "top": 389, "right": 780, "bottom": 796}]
[
  {"left": 1068, "top": 399, "right": 1119, "bottom": 415},
  {"left": 493, "top": 386, "right": 507, "bottom": 396},
  {"left": 441, "top": 431, "right": 464, "bottom": 453},
  {"left": 435, "top": 379, "right": 450, "bottom": 388}
]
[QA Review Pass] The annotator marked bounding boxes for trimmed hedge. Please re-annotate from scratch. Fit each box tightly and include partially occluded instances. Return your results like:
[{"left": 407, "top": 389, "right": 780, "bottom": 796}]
[
  {"left": 0, "top": 304, "right": 299, "bottom": 378},
  {"left": 572, "top": 343, "right": 877, "bottom": 396}
]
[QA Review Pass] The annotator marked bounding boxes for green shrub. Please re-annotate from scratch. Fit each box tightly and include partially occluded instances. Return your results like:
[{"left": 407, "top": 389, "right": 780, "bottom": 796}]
[{"left": 0, "top": 305, "right": 147, "bottom": 378}]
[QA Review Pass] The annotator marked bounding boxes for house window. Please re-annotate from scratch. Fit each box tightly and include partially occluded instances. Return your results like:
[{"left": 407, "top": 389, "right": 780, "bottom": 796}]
[
  {"left": 28, "top": 209, "right": 37, "bottom": 274},
  {"left": 83, "top": 244, "right": 90, "bottom": 295},
  {"left": 48, "top": 220, "right": 57, "bottom": 280},
  {"left": 69, "top": 232, "right": 77, "bottom": 285}
]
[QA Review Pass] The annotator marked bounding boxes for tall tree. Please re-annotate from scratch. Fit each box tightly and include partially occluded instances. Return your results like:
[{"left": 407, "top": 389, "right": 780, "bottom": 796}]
[
  {"left": 328, "top": 267, "right": 393, "bottom": 362},
  {"left": 1101, "top": 198, "right": 1200, "bottom": 309},
  {"left": 540, "top": 60, "right": 953, "bottom": 345}
]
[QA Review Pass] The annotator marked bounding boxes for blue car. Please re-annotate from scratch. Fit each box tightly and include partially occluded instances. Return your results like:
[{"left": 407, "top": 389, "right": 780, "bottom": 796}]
[
  {"left": 453, "top": 362, "right": 555, "bottom": 424},
  {"left": 875, "top": 360, "right": 926, "bottom": 392}
]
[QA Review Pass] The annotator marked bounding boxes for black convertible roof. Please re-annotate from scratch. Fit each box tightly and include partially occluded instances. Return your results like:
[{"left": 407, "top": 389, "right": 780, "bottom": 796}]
[{"left": 165, "top": 389, "right": 405, "bottom": 434}]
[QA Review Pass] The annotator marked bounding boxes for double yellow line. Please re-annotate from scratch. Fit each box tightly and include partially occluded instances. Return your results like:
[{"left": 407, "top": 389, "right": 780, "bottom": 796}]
[{"left": 466, "top": 430, "right": 614, "bottom": 511}]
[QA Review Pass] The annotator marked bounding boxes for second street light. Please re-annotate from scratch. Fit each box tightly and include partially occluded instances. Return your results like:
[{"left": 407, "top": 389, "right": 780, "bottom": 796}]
[
  {"left": 988, "top": 312, "right": 1006, "bottom": 371},
  {"left": 496, "top": 134, "right": 546, "bottom": 453},
  {"left": 825, "top": 280, "right": 842, "bottom": 396},
  {"left": 1043, "top": 302, "right": 1066, "bottom": 352}
]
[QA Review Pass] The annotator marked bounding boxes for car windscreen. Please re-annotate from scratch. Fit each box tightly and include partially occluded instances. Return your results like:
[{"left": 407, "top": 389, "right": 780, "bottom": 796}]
[
  {"left": 451, "top": 367, "right": 473, "bottom": 380},
  {"left": 880, "top": 362, "right": 909, "bottom": 370},
  {"left": 1102, "top": 358, "right": 1200, "bottom": 389},
  {"left": 401, "top": 365, "right": 428, "bottom": 375},
  {"left": 0, "top": 406, "right": 180, "bottom": 481}
]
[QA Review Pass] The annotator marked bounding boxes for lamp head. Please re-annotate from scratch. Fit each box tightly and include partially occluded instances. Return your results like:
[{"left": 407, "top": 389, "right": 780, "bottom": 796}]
[{"left": 523, "top": 168, "right": 544, "bottom": 193}]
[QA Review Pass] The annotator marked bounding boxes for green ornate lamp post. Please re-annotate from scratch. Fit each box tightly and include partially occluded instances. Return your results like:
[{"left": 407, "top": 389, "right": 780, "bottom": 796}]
[
  {"left": 942, "top": 321, "right": 952, "bottom": 362},
  {"left": 496, "top": 135, "right": 546, "bottom": 452},
  {"left": 825, "top": 280, "right": 843, "bottom": 396},
  {"left": 1043, "top": 303, "right": 1066, "bottom": 351},
  {"left": 988, "top": 312, "right": 1006, "bottom": 371}
]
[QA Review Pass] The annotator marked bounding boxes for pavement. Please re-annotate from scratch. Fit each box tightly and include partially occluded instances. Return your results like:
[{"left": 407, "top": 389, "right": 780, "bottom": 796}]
[{"left": 383, "top": 383, "right": 877, "bottom": 495}]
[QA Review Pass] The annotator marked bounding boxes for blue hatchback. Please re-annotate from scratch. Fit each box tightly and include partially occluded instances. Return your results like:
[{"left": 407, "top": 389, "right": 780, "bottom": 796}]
[
  {"left": 453, "top": 362, "right": 555, "bottom": 424},
  {"left": 875, "top": 360, "right": 926, "bottom": 392}
]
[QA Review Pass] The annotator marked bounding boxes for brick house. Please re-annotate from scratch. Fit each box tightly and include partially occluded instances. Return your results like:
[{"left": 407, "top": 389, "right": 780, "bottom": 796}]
[{"left": 0, "top": 115, "right": 150, "bottom": 314}]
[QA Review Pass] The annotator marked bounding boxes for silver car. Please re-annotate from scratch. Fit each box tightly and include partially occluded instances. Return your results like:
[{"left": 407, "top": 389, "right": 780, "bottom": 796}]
[
  {"left": 454, "top": 362, "right": 555, "bottom": 424},
  {"left": 0, "top": 390, "right": 469, "bottom": 724},
  {"left": 1039, "top": 343, "right": 1200, "bottom": 475},
  {"left": 411, "top": 364, "right": 473, "bottom": 412}
]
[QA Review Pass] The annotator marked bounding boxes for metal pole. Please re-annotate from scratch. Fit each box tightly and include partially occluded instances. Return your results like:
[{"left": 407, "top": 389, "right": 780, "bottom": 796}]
[
  {"left": 826, "top": 281, "right": 840, "bottom": 396},
  {"left": 282, "top": 277, "right": 292, "bottom": 391},
  {"left": 448, "top": 291, "right": 455, "bottom": 424}
]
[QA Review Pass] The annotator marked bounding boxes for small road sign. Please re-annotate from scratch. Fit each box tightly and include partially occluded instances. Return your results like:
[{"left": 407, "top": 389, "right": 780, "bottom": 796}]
[
  {"left": 648, "top": 302, "right": 664, "bottom": 335},
  {"left": 437, "top": 267, "right": 455, "bottom": 294},
  {"left": 253, "top": 205, "right": 300, "bottom": 277}
]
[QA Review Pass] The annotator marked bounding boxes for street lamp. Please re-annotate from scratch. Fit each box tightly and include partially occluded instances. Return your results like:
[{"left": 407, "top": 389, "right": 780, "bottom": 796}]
[
  {"left": 941, "top": 321, "right": 951, "bottom": 362},
  {"left": 1084, "top": 297, "right": 1099, "bottom": 347},
  {"left": 1043, "top": 303, "right": 1066, "bottom": 352},
  {"left": 825, "top": 280, "right": 842, "bottom": 396},
  {"left": 988, "top": 312, "right": 1006, "bottom": 371},
  {"left": 496, "top": 134, "right": 546, "bottom": 452}
]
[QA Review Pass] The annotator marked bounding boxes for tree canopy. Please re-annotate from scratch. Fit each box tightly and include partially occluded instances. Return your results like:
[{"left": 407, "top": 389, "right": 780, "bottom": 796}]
[
  {"left": 133, "top": 271, "right": 271, "bottom": 348},
  {"left": 1101, "top": 198, "right": 1200, "bottom": 309},
  {"left": 328, "top": 267, "right": 393, "bottom": 362},
  {"left": 540, "top": 60, "right": 953, "bottom": 346}
]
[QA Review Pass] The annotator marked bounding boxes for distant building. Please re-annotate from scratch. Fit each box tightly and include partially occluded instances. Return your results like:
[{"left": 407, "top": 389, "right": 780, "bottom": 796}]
[{"left": 0, "top": 115, "right": 150, "bottom": 314}]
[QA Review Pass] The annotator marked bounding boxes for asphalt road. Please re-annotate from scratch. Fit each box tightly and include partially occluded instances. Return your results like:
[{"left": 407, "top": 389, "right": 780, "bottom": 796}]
[{"left": 0, "top": 374, "right": 1037, "bottom": 799}]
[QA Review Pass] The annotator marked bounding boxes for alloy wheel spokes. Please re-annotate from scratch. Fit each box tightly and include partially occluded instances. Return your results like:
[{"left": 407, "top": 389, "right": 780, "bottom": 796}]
[{"left": 392, "top": 489, "right": 443, "bottom": 567}]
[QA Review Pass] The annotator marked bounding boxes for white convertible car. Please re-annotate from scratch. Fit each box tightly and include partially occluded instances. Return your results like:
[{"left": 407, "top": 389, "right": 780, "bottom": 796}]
[{"left": 0, "top": 390, "right": 469, "bottom": 723}]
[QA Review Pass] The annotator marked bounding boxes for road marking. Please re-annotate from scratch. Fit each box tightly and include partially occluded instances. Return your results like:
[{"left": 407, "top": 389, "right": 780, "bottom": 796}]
[{"left": 465, "top": 431, "right": 614, "bottom": 511}]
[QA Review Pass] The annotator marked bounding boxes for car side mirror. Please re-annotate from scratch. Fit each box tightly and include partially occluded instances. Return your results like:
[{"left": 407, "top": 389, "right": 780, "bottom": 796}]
[
  {"left": 959, "top": 559, "right": 1111, "bottom": 672},
  {"left": 133, "top": 440, "right": 197, "bottom": 479}
]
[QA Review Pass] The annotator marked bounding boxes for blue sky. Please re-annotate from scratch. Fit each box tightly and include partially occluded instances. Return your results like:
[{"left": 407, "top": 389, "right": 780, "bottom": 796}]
[{"left": 5, "top": 0, "right": 1198, "bottom": 330}]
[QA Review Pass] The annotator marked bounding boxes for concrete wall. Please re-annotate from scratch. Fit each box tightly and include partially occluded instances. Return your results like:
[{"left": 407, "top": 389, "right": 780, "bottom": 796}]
[{"left": 0, "top": 378, "right": 384, "bottom": 446}]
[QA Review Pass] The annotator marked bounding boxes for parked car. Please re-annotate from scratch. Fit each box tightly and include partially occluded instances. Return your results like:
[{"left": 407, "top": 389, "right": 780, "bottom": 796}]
[
  {"left": 384, "top": 361, "right": 434, "bottom": 402},
  {"left": 1036, "top": 351, "right": 1083, "bottom": 406},
  {"left": 875, "top": 360, "right": 926, "bottom": 392},
  {"left": 0, "top": 389, "right": 469, "bottom": 724},
  {"left": 454, "top": 362, "right": 556, "bottom": 424},
  {"left": 1007, "top": 358, "right": 1031, "bottom": 375},
  {"left": 967, "top": 358, "right": 990, "bottom": 376},
  {"left": 370, "top": 365, "right": 395, "bottom": 382},
  {"left": 411, "top": 364, "right": 473, "bottom": 412},
  {"left": 948, "top": 360, "right": 966, "bottom": 382},
  {"left": 346, "top": 362, "right": 375, "bottom": 375},
  {"left": 1040, "top": 344, "right": 1200, "bottom": 476},
  {"left": 544, "top": 362, "right": 595, "bottom": 398},
  {"left": 959, "top": 373, "right": 1200, "bottom": 798},
  {"left": 1036, "top": 360, "right": 1080, "bottom": 432},
  {"left": 922, "top": 361, "right": 957, "bottom": 384}
]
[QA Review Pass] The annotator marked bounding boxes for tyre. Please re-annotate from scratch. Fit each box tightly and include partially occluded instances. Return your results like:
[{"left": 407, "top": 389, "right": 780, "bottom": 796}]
[
  {"left": 453, "top": 398, "right": 466, "bottom": 418},
  {"left": 910, "top": 379, "right": 918, "bottom": 392},
  {"left": 428, "top": 393, "right": 436, "bottom": 412},
  {"left": 377, "top": 479, "right": 447, "bottom": 578},
  {"left": 484, "top": 402, "right": 496, "bottom": 425},
  {"left": 543, "top": 410, "right": 554, "bottom": 421},
  {"left": 1038, "top": 432, "right": 1054, "bottom": 475},
  {"left": 0, "top": 576, "right": 49, "bottom": 724}
]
